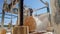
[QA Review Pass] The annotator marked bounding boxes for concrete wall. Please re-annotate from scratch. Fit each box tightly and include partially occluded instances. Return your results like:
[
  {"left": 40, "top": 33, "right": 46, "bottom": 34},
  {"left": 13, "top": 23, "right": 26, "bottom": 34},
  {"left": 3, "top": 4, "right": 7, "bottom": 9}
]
[{"left": 50, "top": 0, "right": 60, "bottom": 34}]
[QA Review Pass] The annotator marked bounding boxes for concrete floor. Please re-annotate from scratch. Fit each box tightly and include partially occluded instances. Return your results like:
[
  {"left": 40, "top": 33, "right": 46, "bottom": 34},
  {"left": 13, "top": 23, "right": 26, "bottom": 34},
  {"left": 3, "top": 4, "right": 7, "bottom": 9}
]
[{"left": 6, "top": 32, "right": 53, "bottom": 34}]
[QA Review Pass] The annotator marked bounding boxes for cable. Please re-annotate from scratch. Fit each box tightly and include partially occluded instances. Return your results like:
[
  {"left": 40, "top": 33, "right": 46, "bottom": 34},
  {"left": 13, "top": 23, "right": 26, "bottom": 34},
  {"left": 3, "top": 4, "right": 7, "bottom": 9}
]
[
  {"left": 33, "top": 6, "right": 47, "bottom": 11},
  {"left": 40, "top": 0, "right": 48, "bottom": 6}
]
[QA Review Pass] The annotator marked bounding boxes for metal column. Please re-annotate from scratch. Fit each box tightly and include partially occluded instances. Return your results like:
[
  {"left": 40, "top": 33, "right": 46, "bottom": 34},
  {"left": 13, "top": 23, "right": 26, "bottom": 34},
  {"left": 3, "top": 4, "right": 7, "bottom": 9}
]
[
  {"left": 1, "top": 10, "right": 5, "bottom": 28},
  {"left": 19, "top": 0, "right": 24, "bottom": 26}
]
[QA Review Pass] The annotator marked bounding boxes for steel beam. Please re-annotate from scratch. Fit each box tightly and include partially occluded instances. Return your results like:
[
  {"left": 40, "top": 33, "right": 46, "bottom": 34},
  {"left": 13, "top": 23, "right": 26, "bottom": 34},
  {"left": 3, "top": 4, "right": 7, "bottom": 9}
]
[
  {"left": 19, "top": 0, "right": 23, "bottom": 26},
  {"left": 1, "top": 10, "right": 5, "bottom": 28},
  {"left": 0, "top": 13, "right": 17, "bottom": 17}
]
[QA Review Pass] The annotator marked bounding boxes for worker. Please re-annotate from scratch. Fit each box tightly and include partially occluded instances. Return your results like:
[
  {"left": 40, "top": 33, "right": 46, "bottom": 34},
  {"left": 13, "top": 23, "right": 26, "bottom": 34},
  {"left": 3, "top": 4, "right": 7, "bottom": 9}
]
[{"left": 29, "top": 8, "right": 33, "bottom": 16}]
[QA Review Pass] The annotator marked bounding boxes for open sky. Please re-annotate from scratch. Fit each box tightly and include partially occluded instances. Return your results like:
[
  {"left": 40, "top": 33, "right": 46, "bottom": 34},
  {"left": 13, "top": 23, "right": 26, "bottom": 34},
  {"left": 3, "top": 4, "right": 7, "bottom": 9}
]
[
  {"left": 0, "top": 0, "right": 50, "bottom": 25},
  {"left": 24, "top": 0, "right": 50, "bottom": 14}
]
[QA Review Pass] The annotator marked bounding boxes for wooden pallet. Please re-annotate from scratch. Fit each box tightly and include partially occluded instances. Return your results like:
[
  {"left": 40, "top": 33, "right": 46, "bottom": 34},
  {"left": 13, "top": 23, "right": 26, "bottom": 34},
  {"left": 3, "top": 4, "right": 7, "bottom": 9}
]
[{"left": 12, "top": 26, "right": 29, "bottom": 34}]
